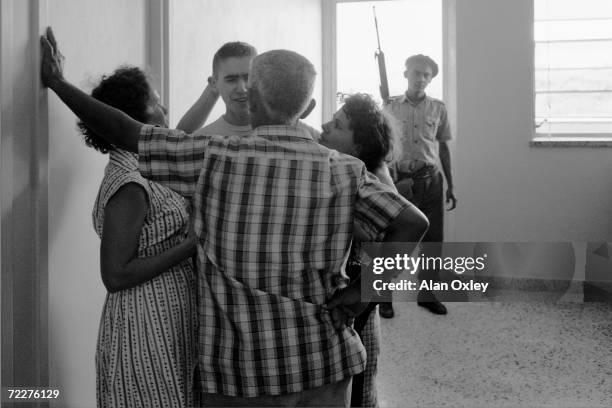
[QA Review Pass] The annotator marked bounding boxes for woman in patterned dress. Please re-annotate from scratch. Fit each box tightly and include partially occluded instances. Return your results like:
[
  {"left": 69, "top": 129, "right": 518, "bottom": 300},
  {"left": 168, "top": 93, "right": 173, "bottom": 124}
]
[
  {"left": 79, "top": 66, "right": 197, "bottom": 407},
  {"left": 319, "top": 93, "right": 400, "bottom": 408}
]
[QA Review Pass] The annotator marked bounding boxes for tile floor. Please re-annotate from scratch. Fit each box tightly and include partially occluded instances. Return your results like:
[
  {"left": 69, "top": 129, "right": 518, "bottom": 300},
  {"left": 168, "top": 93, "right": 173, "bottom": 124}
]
[{"left": 376, "top": 290, "right": 612, "bottom": 408}]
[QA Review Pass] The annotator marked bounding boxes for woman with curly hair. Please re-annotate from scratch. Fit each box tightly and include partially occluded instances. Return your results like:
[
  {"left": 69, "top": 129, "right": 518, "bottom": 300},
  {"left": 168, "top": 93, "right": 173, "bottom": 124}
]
[
  {"left": 81, "top": 66, "right": 197, "bottom": 407},
  {"left": 320, "top": 93, "right": 400, "bottom": 408}
]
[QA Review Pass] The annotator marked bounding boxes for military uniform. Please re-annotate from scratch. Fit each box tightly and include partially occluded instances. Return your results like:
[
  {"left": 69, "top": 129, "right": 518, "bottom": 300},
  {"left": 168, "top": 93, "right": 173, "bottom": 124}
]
[{"left": 384, "top": 93, "right": 451, "bottom": 279}]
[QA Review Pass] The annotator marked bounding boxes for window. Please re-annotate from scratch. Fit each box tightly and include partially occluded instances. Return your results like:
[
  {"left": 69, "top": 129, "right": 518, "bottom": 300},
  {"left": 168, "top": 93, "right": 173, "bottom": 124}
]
[
  {"left": 534, "top": 0, "right": 612, "bottom": 137},
  {"left": 325, "top": 0, "right": 443, "bottom": 116}
]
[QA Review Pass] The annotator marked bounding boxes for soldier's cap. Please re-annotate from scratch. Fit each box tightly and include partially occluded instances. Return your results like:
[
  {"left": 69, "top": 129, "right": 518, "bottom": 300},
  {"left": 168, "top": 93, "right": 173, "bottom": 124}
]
[{"left": 404, "top": 54, "right": 439, "bottom": 78}]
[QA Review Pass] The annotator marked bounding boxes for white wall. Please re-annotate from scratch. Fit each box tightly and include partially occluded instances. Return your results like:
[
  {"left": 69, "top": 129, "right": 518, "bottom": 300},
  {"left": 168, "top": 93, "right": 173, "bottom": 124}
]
[
  {"left": 168, "top": 0, "right": 323, "bottom": 129},
  {"left": 47, "top": 1, "right": 147, "bottom": 406},
  {"left": 451, "top": 0, "right": 612, "bottom": 243}
]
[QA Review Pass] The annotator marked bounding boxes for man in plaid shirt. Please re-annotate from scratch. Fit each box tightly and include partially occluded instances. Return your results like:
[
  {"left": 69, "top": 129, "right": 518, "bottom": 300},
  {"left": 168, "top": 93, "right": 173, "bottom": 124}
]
[{"left": 42, "top": 28, "right": 429, "bottom": 407}]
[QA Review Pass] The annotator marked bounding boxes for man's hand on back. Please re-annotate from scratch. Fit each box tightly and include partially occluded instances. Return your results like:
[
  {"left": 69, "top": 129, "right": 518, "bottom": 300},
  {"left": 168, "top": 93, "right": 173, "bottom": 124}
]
[{"left": 325, "top": 279, "right": 370, "bottom": 331}]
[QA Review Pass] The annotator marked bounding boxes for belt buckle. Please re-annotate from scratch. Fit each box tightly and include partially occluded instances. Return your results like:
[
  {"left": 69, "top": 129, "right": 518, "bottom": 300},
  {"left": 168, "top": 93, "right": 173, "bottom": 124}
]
[
  {"left": 398, "top": 160, "right": 420, "bottom": 173},
  {"left": 411, "top": 162, "right": 435, "bottom": 179},
  {"left": 407, "top": 161, "right": 427, "bottom": 174},
  {"left": 409, "top": 162, "right": 422, "bottom": 172}
]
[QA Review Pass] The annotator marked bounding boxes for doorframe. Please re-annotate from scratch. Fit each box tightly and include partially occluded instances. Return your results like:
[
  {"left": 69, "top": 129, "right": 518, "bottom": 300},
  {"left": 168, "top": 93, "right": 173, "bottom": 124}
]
[
  {"left": 320, "top": 0, "right": 456, "bottom": 240},
  {"left": 147, "top": 0, "right": 171, "bottom": 110},
  {"left": 321, "top": 0, "right": 452, "bottom": 115},
  {"left": 1, "top": 0, "right": 50, "bottom": 405}
]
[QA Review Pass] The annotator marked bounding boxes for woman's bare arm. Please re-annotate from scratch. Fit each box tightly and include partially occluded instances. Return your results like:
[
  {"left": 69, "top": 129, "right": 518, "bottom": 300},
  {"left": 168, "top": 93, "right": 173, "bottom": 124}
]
[{"left": 100, "top": 183, "right": 196, "bottom": 293}]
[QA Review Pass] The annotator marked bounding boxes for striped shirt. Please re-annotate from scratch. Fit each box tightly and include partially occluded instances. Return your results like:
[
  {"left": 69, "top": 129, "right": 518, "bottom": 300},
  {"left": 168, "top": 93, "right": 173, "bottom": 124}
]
[{"left": 138, "top": 124, "right": 409, "bottom": 397}]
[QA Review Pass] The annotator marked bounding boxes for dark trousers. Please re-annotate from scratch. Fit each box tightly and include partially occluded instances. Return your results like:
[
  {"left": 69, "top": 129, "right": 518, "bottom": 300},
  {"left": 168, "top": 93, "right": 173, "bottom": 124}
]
[{"left": 397, "top": 166, "right": 444, "bottom": 284}]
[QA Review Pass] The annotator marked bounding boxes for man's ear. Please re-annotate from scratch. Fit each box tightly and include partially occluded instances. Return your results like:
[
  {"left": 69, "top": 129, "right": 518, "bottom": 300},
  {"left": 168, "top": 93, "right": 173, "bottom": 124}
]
[
  {"left": 208, "top": 75, "right": 218, "bottom": 91},
  {"left": 403, "top": 70, "right": 409, "bottom": 79},
  {"left": 300, "top": 99, "right": 316, "bottom": 120}
]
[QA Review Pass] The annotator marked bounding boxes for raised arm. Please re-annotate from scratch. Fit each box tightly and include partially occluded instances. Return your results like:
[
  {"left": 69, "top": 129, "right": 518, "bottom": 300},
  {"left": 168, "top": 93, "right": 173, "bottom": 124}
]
[
  {"left": 40, "top": 27, "right": 142, "bottom": 152},
  {"left": 176, "top": 79, "right": 219, "bottom": 133}
]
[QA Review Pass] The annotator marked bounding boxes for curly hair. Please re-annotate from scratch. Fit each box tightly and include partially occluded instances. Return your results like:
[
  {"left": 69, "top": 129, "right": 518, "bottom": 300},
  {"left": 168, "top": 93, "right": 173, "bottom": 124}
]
[
  {"left": 77, "top": 66, "right": 152, "bottom": 153},
  {"left": 342, "top": 93, "right": 400, "bottom": 172}
]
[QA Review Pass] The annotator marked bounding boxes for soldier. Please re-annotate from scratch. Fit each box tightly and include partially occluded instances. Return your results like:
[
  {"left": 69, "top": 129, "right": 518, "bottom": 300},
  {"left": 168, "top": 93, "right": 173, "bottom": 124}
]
[{"left": 383, "top": 54, "right": 457, "bottom": 317}]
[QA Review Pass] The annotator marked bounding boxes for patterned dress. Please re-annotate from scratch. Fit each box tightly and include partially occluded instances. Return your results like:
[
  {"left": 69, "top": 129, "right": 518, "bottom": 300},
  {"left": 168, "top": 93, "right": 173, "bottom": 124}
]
[{"left": 93, "top": 149, "right": 197, "bottom": 408}]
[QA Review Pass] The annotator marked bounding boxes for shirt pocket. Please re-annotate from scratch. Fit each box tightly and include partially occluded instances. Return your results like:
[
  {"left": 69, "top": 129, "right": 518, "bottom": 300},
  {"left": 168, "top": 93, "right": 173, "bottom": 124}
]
[{"left": 423, "top": 114, "right": 439, "bottom": 140}]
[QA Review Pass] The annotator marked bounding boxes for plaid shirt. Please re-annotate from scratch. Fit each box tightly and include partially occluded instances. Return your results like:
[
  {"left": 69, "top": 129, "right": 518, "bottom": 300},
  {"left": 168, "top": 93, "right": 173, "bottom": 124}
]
[{"left": 138, "top": 124, "right": 409, "bottom": 397}]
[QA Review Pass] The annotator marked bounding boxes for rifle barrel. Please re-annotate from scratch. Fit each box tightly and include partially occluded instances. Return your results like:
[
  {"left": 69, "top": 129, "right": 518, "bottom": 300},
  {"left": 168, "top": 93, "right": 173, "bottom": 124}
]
[{"left": 373, "top": 6, "right": 382, "bottom": 50}]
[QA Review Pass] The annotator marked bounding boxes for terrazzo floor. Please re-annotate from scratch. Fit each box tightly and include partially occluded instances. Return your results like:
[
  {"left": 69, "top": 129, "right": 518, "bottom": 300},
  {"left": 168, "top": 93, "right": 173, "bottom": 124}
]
[{"left": 376, "top": 290, "right": 612, "bottom": 408}]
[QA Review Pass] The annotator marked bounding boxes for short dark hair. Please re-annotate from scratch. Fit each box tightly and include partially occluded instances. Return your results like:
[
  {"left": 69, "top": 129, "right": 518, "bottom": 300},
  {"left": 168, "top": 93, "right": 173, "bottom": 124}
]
[
  {"left": 212, "top": 42, "right": 257, "bottom": 77},
  {"left": 342, "top": 93, "right": 399, "bottom": 171},
  {"left": 77, "top": 66, "right": 152, "bottom": 154},
  {"left": 405, "top": 54, "right": 439, "bottom": 78}
]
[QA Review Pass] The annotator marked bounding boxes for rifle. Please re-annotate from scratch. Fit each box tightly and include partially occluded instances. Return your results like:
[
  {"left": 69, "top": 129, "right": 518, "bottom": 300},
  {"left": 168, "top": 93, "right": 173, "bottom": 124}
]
[{"left": 373, "top": 6, "right": 390, "bottom": 104}]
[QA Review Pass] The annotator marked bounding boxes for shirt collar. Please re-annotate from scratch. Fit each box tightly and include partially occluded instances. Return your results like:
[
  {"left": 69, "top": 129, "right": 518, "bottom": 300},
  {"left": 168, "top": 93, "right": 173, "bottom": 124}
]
[
  {"left": 220, "top": 115, "right": 252, "bottom": 131},
  {"left": 251, "top": 124, "right": 314, "bottom": 141},
  {"left": 402, "top": 92, "right": 428, "bottom": 106}
]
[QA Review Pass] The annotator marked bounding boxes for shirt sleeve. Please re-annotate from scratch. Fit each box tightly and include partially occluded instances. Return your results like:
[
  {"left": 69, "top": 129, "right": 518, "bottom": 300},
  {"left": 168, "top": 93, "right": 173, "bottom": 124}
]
[
  {"left": 138, "top": 124, "right": 210, "bottom": 199},
  {"left": 354, "top": 166, "right": 410, "bottom": 241},
  {"left": 436, "top": 104, "right": 452, "bottom": 142}
]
